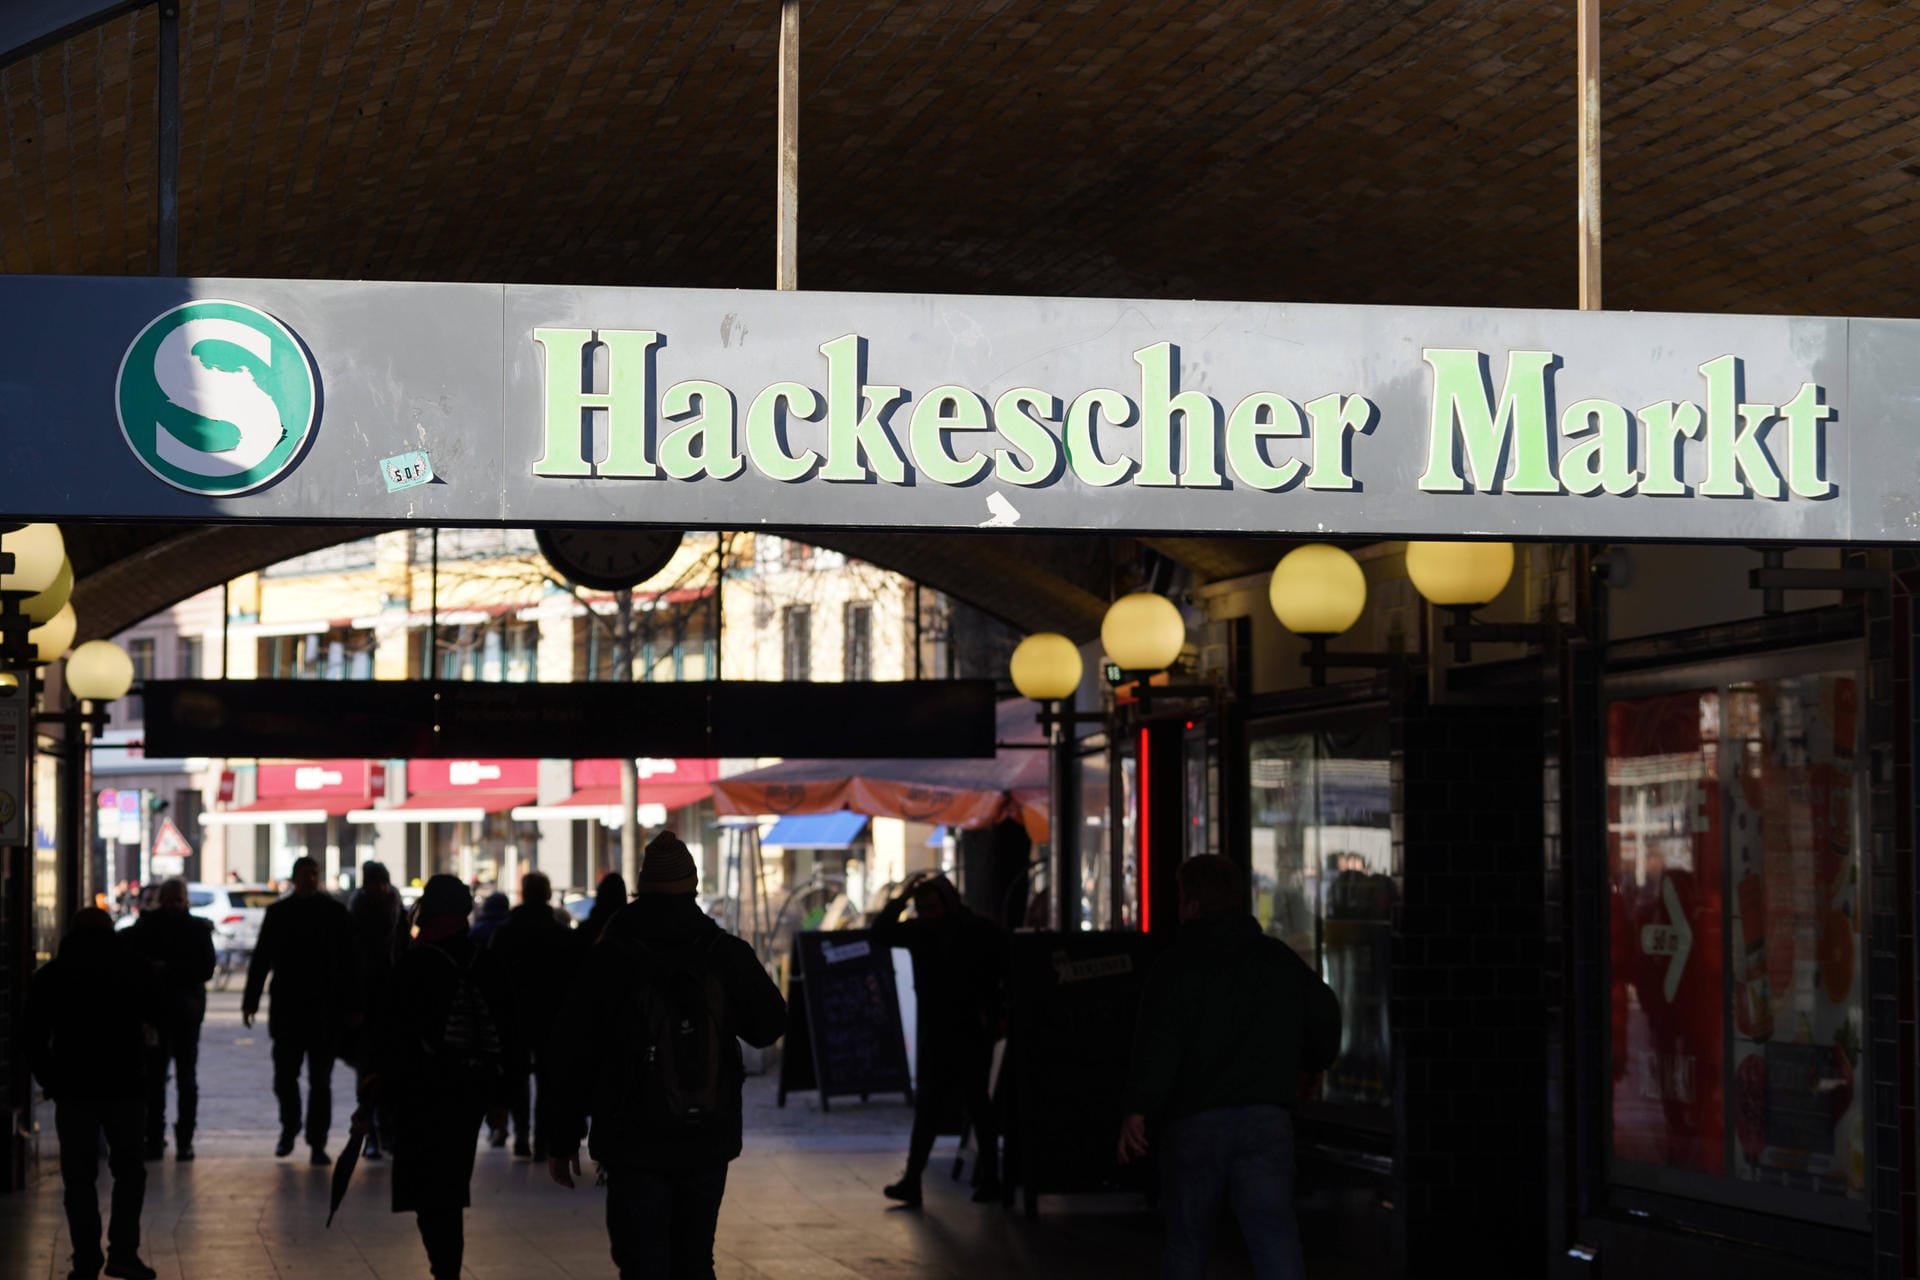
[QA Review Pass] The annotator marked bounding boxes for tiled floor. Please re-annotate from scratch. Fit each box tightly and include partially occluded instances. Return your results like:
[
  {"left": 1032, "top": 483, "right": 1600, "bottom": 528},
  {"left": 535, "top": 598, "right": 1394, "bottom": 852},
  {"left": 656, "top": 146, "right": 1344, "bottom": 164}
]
[{"left": 0, "top": 993, "right": 1189, "bottom": 1279}]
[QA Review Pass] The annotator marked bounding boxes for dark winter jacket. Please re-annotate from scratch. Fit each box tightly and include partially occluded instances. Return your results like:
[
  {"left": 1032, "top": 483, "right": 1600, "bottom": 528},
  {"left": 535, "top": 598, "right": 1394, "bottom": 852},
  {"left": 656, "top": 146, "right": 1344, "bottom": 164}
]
[
  {"left": 348, "top": 886, "right": 410, "bottom": 991},
  {"left": 126, "top": 907, "right": 217, "bottom": 1028},
  {"left": 243, "top": 890, "right": 361, "bottom": 1041},
  {"left": 577, "top": 874, "right": 627, "bottom": 949},
  {"left": 25, "top": 929, "right": 155, "bottom": 1102},
  {"left": 1124, "top": 913, "right": 1341, "bottom": 1122},
  {"left": 372, "top": 930, "right": 514, "bottom": 1214},
  {"left": 489, "top": 901, "right": 585, "bottom": 1055},
  {"left": 470, "top": 893, "right": 510, "bottom": 948},
  {"left": 871, "top": 897, "right": 1006, "bottom": 1054},
  {"left": 548, "top": 894, "right": 787, "bottom": 1170}
]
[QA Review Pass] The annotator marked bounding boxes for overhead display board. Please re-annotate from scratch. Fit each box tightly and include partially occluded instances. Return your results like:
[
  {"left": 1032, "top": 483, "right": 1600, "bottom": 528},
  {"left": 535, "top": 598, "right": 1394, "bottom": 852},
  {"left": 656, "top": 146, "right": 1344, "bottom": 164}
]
[{"left": 4, "top": 274, "right": 1915, "bottom": 542}]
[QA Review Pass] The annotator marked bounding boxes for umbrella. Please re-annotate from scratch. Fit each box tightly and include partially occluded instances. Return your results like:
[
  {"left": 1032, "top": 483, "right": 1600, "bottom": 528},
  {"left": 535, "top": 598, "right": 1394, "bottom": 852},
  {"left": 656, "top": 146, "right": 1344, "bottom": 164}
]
[
  {"left": 326, "top": 1122, "right": 369, "bottom": 1228},
  {"left": 713, "top": 699, "right": 1053, "bottom": 839}
]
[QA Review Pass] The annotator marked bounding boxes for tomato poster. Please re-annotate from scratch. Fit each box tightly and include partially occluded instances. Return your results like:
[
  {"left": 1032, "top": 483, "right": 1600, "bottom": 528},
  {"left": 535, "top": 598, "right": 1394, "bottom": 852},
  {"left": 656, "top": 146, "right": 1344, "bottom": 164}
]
[
  {"left": 1607, "top": 688, "right": 1725, "bottom": 1175},
  {"left": 1607, "top": 673, "right": 1865, "bottom": 1206}
]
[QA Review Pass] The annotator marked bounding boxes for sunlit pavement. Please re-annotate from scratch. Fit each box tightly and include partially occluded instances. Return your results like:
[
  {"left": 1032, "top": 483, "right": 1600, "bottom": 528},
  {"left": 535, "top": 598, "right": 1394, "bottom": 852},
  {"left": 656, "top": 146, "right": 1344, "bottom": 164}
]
[{"left": 1, "top": 992, "right": 1195, "bottom": 1279}]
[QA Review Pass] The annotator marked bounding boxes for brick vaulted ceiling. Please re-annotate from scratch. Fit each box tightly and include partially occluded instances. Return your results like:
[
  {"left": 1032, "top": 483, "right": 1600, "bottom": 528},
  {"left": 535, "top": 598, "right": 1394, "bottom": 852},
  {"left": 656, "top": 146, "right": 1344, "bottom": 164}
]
[{"left": 7, "top": 0, "right": 1920, "bottom": 637}]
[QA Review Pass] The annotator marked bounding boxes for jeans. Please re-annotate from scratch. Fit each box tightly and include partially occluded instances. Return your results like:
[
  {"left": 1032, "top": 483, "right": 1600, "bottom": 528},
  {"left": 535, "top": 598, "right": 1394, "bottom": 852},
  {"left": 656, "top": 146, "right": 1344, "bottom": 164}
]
[
  {"left": 605, "top": 1162, "right": 730, "bottom": 1279},
  {"left": 1160, "top": 1104, "right": 1304, "bottom": 1280},
  {"left": 145, "top": 1017, "right": 202, "bottom": 1147},
  {"left": 271, "top": 1035, "right": 335, "bottom": 1149},
  {"left": 55, "top": 1098, "right": 147, "bottom": 1272}
]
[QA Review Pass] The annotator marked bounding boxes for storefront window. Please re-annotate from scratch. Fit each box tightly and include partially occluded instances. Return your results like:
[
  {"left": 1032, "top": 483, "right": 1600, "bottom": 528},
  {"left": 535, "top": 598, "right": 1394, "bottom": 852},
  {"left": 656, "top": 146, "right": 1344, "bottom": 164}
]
[
  {"left": 1607, "top": 666, "right": 1865, "bottom": 1222},
  {"left": 1249, "top": 720, "right": 1393, "bottom": 1111}
]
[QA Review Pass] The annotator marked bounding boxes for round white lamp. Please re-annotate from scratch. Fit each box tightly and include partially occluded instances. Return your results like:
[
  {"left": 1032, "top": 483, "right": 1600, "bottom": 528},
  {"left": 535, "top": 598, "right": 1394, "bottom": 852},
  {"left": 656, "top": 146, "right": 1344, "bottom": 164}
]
[
  {"left": 1269, "top": 544, "right": 1368, "bottom": 637},
  {"left": 1100, "top": 592, "right": 1186, "bottom": 673},
  {"left": 0, "top": 524, "right": 65, "bottom": 596},
  {"left": 1405, "top": 541, "right": 1515, "bottom": 608},
  {"left": 67, "top": 639, "right": 137, "bottom": 702},
  {"left": 28, "top": 602, "right": 77, "bottom": 664},
  {"left": 23, "top": 558, "right": 73, "bottom": 626},
  {"left": 1010, "top": 633, "right": 1084, "bottom": 702}
]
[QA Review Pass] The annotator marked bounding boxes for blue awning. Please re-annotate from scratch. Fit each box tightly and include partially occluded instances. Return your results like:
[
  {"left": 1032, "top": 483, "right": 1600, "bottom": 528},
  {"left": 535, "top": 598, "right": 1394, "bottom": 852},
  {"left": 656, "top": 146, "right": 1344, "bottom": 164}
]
[
  {"left": 926, "top": 825, "right": 949, "bottom": 847},
  {"left": 763, "top": 810, "right": 870, "bottom": 850}
]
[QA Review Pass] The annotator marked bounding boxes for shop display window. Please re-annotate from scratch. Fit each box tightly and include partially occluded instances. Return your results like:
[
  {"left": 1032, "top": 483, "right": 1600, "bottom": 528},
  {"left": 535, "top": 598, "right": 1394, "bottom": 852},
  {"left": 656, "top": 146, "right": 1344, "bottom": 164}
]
[
  {"left": 1606, "top": 662, "right": 1865, "bottom": 1225},
  {"left": 1248, "top": 720, "right": 1393, "bottom": 1112}
]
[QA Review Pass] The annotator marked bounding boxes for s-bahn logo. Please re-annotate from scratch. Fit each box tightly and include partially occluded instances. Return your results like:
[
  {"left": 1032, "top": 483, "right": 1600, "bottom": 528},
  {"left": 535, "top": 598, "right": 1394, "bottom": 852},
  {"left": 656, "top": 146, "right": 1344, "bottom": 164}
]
[{"left": 116, "top": 300, "right": 317, "bottom": 495}]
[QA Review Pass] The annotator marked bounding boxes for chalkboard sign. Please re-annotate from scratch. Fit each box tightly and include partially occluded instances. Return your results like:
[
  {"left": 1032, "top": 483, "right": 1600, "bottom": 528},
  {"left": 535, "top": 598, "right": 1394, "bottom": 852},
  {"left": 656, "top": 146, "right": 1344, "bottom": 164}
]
[
  {"left": 1004, "top": 931, "right": 1162, "bottom": 1215},
  {"left": 777, "top": 929, "right": 913, "bottom": 1111}
]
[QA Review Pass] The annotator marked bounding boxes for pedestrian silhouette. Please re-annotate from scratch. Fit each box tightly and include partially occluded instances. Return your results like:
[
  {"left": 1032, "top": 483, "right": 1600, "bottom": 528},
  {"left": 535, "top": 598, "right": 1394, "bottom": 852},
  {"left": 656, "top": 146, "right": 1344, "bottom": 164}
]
[
  {"left": 346, "top": 860, "right": 410, "bottom": 1160},
  {"left": 577, "top": 870, "right": 628, "bottom": 948},
  {"left": 1118, "top": 855, "right": 1341, "bottom": 1280},
  {"left": 471, "top": 890, "right": 510, "bottom": 947},
  {"left": 242, "top": 855, "right": 360, "bottom": 1164},
  {"left": 547, "top": 829, "right": 787, "bottom": 1279},
  {"left": 126, "top": 877, "right": 216, "bottom": 1162},
  {"left": 360, "top": 874, "right": 512, "bottom": 1280},
  {"left": 488, "top": 870, "right": 584, "bottom": 1160},
  {"left": 26, "top": 907, "right": 160, "bottom": 1280},
  {"left": 872, "top": 871, "right": 1006, "bottom": 1206}
]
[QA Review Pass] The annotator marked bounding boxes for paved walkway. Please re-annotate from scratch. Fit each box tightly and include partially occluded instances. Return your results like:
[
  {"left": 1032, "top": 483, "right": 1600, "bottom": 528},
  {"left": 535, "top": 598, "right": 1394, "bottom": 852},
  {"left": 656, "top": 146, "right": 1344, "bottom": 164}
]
[{"left": 1, "top": 993, "right": 1201, "bottom": 1279}]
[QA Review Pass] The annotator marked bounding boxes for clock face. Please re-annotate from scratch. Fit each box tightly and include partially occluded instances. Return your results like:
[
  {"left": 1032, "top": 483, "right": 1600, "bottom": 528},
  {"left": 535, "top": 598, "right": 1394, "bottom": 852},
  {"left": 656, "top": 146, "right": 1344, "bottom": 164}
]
[{"left": 535, "top": 528, "right": 684, "bottom": 591}]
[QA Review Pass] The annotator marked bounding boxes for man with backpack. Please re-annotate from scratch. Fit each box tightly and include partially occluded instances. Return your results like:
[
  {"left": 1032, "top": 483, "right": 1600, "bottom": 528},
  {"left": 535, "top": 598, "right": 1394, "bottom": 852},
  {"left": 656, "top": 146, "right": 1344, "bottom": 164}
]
[
  {"left": 547, "top": 830, "right": 787, "bottom": 1279},
  {"left": 360, "top": 874, "right": 512, "bottom": 1280}
]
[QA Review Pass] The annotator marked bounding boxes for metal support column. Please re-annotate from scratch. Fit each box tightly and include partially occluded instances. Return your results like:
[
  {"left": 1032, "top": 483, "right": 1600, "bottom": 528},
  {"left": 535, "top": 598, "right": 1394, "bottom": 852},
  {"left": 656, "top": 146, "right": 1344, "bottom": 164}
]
[
  {"left": 776, "top": 0, "right": 799, "bottom": 292},
  {"left": 1050, "top": 707, "right": 1079, "bottom": 934}
]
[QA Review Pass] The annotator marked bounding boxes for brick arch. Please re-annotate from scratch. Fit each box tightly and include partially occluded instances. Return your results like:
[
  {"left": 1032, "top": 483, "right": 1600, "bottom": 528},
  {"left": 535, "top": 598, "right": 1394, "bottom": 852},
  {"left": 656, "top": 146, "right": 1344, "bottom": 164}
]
[{"left": 62, "top": 523, "right": 1143, "bottom": 647}]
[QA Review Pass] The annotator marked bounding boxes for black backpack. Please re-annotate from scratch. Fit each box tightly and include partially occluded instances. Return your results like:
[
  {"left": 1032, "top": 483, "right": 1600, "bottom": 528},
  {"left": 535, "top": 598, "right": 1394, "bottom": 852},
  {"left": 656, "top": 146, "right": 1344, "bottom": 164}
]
[
  {"left": 610, "top": 932, "right": 729, "bottom": 1132},
  {"left": 420, "top": 946, "right": 503, "bottom": 1086}
]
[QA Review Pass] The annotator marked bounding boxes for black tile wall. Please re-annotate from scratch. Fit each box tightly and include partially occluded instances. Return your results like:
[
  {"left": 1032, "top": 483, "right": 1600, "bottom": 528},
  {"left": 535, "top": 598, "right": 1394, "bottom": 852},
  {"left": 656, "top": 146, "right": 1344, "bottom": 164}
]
[{"left": 1392, "top": 698, "right": 1548, "bottom": 1270}]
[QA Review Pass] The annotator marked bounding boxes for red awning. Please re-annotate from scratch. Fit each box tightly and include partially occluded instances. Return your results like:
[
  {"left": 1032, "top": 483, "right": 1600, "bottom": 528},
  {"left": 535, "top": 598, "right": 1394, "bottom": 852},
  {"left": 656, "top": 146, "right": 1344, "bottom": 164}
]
[
  {"left": 202, "top": 794, "right": 363, "bottom": 826},
  {"left": 509, "top": 778, "right": 713, "bottom": 824},
  {"left": 347, "top": 787, "right": 537, "bottom": 824}
]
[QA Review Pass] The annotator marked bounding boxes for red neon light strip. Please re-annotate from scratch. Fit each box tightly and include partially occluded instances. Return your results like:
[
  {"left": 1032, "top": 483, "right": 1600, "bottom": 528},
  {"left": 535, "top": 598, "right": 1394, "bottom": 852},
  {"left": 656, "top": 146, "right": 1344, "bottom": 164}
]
[{"left": 1139, "top": 725, "right": 1151, "bottom": 933}]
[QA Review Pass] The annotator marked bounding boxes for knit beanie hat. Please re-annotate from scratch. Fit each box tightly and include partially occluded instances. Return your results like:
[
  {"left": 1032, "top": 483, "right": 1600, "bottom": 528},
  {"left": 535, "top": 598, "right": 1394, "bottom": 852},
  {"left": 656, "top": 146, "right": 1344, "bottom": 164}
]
[
  {"left": 638, "top": 830, "right": 698, "bottom": 895},
  {"left": 417, "top": 873, "right": 474, "bottom": 921}
]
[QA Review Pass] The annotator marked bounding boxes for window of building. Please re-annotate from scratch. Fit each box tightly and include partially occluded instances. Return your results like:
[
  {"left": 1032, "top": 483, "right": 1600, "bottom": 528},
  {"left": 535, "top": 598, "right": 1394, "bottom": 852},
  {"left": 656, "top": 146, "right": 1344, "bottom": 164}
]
[
  {"left": 127, "top": 637, "right": 156, "bottom": 682},
  {"left": 783, "top": 606, "right": 812, "bottom": 681},
  {"left": 1248, "top": 719, "right": 1393, "bottom": 1115},
  {"left": 416, "top": 619, "right": 540, "bottom": 681},
  {"left": 258, "top": 627, "right": 375, "bottom": 679},
  {"left": 1605, "top": 657, "right": 1865, "bottom": 1226},
  {"left": 177, "top": 635, "right": 203, "bottom": 679},
  {"left": 844, "top": 602, "right": 873, "bottom": 681}
]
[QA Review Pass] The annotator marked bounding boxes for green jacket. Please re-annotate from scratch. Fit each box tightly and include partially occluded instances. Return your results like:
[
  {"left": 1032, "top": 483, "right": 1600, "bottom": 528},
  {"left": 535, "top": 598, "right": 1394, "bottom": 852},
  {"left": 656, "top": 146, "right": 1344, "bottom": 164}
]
[{"left": 1124, "top": 913, "right": 1341, "bottom": 1122}]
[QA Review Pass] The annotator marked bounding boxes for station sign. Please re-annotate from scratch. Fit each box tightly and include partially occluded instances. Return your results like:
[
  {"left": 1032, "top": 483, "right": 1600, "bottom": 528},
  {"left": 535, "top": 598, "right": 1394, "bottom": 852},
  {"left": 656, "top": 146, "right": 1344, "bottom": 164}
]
[{"left": 4, "top": 275, "right": 1916, "bottom": 542}]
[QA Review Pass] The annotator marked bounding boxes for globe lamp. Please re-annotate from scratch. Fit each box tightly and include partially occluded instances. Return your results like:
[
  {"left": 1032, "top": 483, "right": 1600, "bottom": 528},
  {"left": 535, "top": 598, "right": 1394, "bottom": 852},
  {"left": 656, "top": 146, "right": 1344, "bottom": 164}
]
[
  {"left": 1100, "top": 592, "right": 1186, "bottom": 673},
  {"left": 0, "top": 672, "right": 16, "bottom": 689},
  {"left": 1406, "top": 541, "right": 1515, "bottom": 608},
  {"left": 29, "top": 602, "right": 77, "bottom": 664},
  {"left": 0, "top": 523, "right": 65, "bottom": 596},
  {"left": 23, "top": 558, "right": 73, "bottom": 625},
  {"left": 67, "top": 640, "right": 136, "bottom": 702},
  {"left": 1009, "top": 633, "right": 1084, "bottom": 702},
  {"left": 1268, "top": 544, "right": 1368, "bottom": 637}
]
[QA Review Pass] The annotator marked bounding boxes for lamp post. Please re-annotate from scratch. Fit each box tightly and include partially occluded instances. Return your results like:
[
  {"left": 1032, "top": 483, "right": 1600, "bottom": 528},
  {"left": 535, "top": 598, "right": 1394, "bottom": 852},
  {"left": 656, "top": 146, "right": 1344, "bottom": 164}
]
[
  {"left": 1097, "top": 591, "right": 1206, "bottom": 934},
  {"left": 1268, "top": 544, "right": 1404, "bottom": 685},
  {"left": 1403, "top": 541, "right": 1550, "bottom": 660},
  {"left": 49, "top": 641, "right": 136, "bottom": 921},
  {"left": 1008, "top": 632, "right": 1092, "bottom": 934}
]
